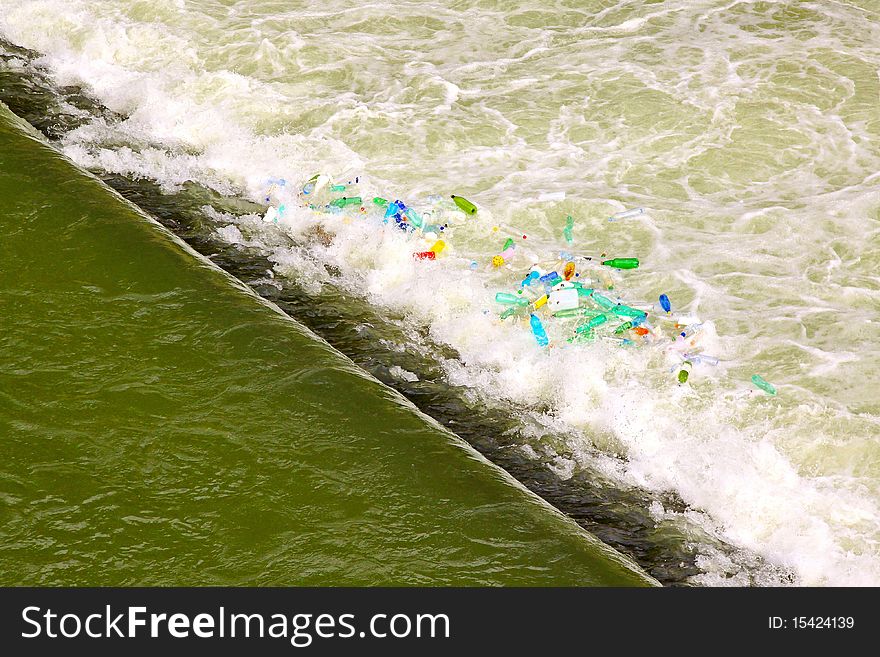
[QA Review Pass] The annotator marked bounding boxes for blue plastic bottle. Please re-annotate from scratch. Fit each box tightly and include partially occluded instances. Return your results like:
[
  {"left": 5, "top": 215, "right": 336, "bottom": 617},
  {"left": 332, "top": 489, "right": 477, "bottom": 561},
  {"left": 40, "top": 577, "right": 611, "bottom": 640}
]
[{"left": 529, "top": 314, "right": 549, "bottom": 347}]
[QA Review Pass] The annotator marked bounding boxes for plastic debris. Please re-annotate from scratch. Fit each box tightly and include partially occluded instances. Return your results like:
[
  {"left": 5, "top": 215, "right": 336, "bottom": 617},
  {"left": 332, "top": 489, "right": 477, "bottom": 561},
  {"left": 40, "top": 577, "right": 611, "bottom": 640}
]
[
  {"left": 602, "top": 258, "right": 640, "bottom": 270},
  {"left": 329, "top": 196, "right": 362, "bottom": 208},
  {"left": 751, "top": 374, "right": 777, "bottom": 396},
  {"left": 609, "top": 207, "right": 645, "bottom": 221},
  {"left": 563, "top": 215, "right": 575, "bottom": 244},
  {"left": 529, "top": 314, "right": 549, "bottom": 347},
  {"left": 521, "top": 270, "right": 540, "bottom": 287},
  {"left": 548, "top": 288, "right": 579, "bottom": 312},
  {"left": 575, "top": 314, "right": 609, "bottom": 333},
  {"left": 495, "top": 292, "right": 529, "bottom": 306},
  {"left": 677, "top": 360, "right": 693, "bottom": 384},
  {"left": 684, "top": 353, "right": 719, "bottom": 366},
  {"left": 264, "top": 175, "right": 757, "bottom": 394},
  {"left": 451, "top": 195, "right": 477, "bottom": 215}
]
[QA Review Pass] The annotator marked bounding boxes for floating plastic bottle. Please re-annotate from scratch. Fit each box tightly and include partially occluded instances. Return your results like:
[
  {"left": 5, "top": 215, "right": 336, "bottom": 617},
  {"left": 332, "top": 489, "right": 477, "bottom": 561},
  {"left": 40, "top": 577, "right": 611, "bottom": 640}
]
[
  {"left": 500, "top": 306, "right": 521, "bottom": 320},
  {"left": 533, "top": 294, "right": 548, "bottom": 310},
  {"left": 613, "top": 321, "right": 635, "bottom": 335},
  {"left": 609, "top": 207, "right": 645, "bottom": 221},
  {"left": 372, "top": 197, "right": 388, "bottom": 206},
  {"left": 503, "top": 237, "right": 514, "bottom": 251},
  {"left": 591, "top": 293, "right": 616, "bottom": 310},
  {"left": 598, "top": 269, "right": 614, "bottom": 290},
  {"left": 567, "top": 331, "right": 595, "bottom": 343},
  {"left": 451, "top": 195, "right": 477, "bottom": 215},
  {"left": 602, "top": 258, "right": 640, "bottom": 269},
  {"left": 329, "top": 196, "right": 362, "bottom": 208},
  {"left": 575, "top": 286, "right": 595, "bottom": 298},
  {"left": 405, "top": 207, "right": 423, "bottom": 227},
  {"left": 683, "top": 353, "right": 719, "bottom": 366},
  {"left": 529, "top": 314, "right": 549, "bottom": 347},
  {"left": 610, "top": 304, "right": 648, "bottom": 320},
  {"left": 563, "top": 261, "right": 576, "bottom": 280},
  {"left": 575, "top": 314, "right": 609, "bottom": 333},
  {"left": 751, "top": 374, "right": 776, "bottom": 395},
  {"left": 659, "top": 294, "right": 671, "bottom": 314},
  {"left": 521, "top": 271, "right": 540, "bottom": 287},
  {"left": 676, "top": 323, "right": 703, "bottom": 340},
  {"left": 553, "top": 307, "right": 597, "bottom": 318},
  {"left": 563, "top": 215, "right": 574, "bottom": 244},
  {"left": 539, "top": 272, "right": 562, "bottom": 291},
  {"left": 429, "top": 240, "right": 446, "bottom": 255},
  {"left": 677, "top": 360, "right": 693, "bottom": 384},
  {"left": 384, "top": 201, "right": 400, "bottom": 218},
  {"left": 495, "top": 292, "right": 529, "bottom": 306}
]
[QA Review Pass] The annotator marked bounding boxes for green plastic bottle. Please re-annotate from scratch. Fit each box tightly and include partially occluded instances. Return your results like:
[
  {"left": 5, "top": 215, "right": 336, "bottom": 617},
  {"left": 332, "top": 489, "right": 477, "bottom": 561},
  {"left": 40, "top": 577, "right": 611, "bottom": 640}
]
[
  {"left": 495, "top": 292, "right": 530, "bottom": 306},
  {"left": 553, "top": 308, "right": 597, "bottom": 318},
  {"left": 575, "top": 314, "right": 609, "bottom": 333},
  {"left": 500, "top": 307, "right": 521, "bottom": 320},
  {"left": 751, "top": 374, "right": 777, "bottom": 395},
  {"left": 613, "top": 321, "right": 634, "bottom": 335},
  {"left": 610, "top": 304, "right": 647, "bottom": 319},
  {"left": 602, "top": 258, "right": 639, "bottom": 269},
  {"left": 451, "top": 195, "right": 478, "bottom": 215},
  {"left": 677, "top": 360, "right": 693, "bottom": 384},
  {"left": 329, "top": 196, "right": 362, "bottom": 208},
  {"left": 372, "top": 197, "right": 389, "bottom": 206},
  {"left": 591, "top": 293, "right": 616, "bottom": 310},
  {"left": 503, "top": 237, "right": 514, "bottom": 251},
  {"left": 563, "top": 215, "right": 574, "bottom": 244}
]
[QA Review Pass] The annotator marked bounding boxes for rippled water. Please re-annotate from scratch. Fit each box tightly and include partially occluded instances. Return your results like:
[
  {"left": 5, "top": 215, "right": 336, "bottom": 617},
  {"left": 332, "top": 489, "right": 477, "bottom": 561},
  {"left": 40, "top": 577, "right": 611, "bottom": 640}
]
[{"left": 1, "top": 0, "right": 878, "bottom": 585}]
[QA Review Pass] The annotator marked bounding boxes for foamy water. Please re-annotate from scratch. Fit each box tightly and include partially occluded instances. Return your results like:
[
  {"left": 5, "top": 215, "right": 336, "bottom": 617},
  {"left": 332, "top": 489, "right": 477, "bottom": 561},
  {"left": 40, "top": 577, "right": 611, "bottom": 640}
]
[{"left": 2, "top": 0, "right": 879, "bottom": 585}]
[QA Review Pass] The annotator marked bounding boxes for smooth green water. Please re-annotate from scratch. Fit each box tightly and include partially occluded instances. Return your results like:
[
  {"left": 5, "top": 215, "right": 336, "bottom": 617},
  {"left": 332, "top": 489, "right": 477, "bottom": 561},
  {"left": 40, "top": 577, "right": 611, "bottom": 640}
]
[{"left": 0, "top": 105, "right": 650, "bottom": 586}]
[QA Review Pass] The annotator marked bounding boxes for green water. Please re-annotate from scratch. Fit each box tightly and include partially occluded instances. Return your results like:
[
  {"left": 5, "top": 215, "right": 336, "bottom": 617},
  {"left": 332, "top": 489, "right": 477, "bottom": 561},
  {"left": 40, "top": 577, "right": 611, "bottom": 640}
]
[{"left": 0, "top": 104, "right": 651, "bottom": 586}]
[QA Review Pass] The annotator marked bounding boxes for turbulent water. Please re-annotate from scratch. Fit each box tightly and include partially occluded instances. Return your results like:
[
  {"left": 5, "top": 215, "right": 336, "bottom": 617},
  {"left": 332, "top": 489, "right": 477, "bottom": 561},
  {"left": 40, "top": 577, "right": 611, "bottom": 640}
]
[{"left": 1, "top": 0, "right": 878, "bottom": 586}]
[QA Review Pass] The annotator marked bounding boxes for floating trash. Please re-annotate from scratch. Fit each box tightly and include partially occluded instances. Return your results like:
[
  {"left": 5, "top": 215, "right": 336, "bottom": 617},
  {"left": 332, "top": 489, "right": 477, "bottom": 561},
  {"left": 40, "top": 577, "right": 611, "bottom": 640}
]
[
  {"left": 529, "top": 313, "right": 549, "bottom": 347},
  {"left": 609, "top": 207, "right": 645, "bottom": 221},
  {"left": 751, "top": 374, "right": 777, "bottom": 395},
  {"left": 677, "top": 360, "right": 693, "bottom": 384},
  {"left": 451, "top": 194, "right": 477, "bottom": 215},
  {"left": 563, "top": 215, "right": 575, "bottom": 244},
  {"left": 262, "top": 177, "right": 759, "bottom": 393},
  {"left": 602, "top": 258, "right": 639, "bottom": 270}
]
